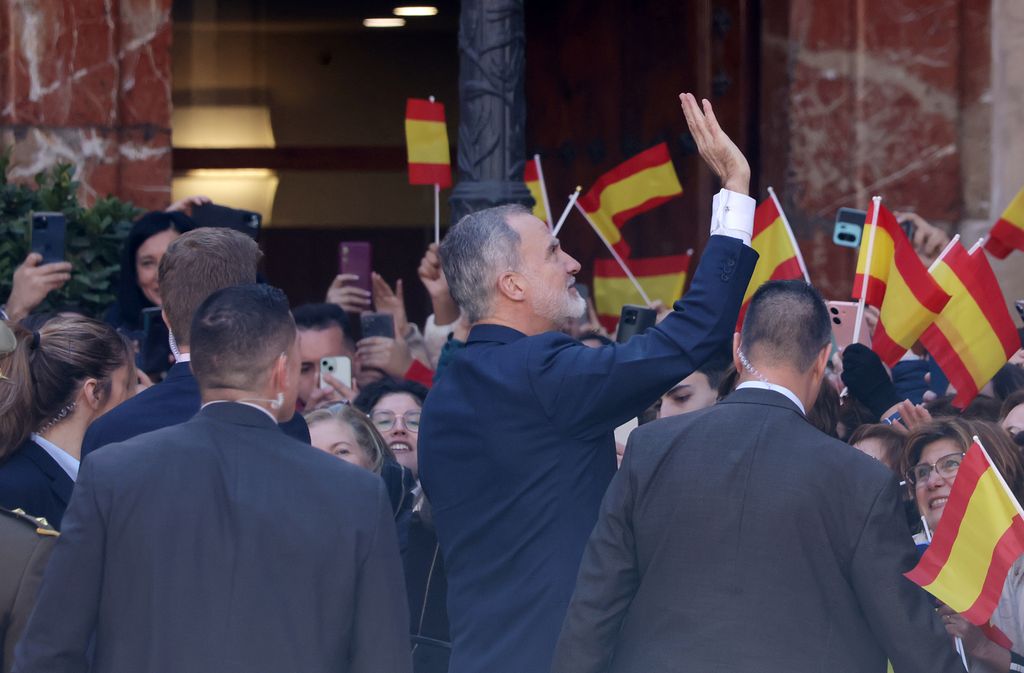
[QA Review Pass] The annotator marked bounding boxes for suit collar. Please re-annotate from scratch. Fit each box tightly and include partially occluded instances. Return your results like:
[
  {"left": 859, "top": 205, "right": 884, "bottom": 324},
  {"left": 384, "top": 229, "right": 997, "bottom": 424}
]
[
  {"left": 164, "top": 361, "right": 194, "bottom": 382},
  {"left": 197, "top": 400, "right": 282, "bottom": 431},
  {"left": 719, "top": 386, "right": 806, "bottom": 416},
  {"left": 467, "top": 323, "right": 528, "bottom": 345},
  {"left": 19, "top": 440, "right": 74, "bottom": 504}
]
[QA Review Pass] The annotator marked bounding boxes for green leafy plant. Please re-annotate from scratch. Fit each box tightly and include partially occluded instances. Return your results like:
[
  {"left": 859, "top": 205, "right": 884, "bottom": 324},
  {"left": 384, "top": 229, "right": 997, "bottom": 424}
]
[{"left": 0, "top": 148, "right": 141, "bottom": 318}]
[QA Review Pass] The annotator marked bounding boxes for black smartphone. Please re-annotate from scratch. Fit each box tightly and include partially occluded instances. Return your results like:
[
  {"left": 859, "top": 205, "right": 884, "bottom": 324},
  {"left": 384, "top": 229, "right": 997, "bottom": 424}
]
[
  {"left": 833, "top": 208, "right": 866, "bottom": 248},
  {"left": 900, "top": 219, "right": 917, "bottom": 242},
  {"left": 1015, "top": 299, "right": 1023, "bottom": 324},
  {"left": 190, "top": 203, "right": 261, "bottom": 239},
  {"left": 30, "top": 212, "right": 67, "bottom": 264},
  {"left": 616, "top": 305, "right": 657, "bottom": 344},
  {"left": 360, "top": 312, "right": 395, "bottom": 339}
]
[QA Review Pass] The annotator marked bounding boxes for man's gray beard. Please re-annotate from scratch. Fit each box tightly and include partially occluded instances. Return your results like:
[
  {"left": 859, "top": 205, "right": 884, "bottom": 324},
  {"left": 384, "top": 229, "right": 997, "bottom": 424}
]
[{"left": 533, "top": 286, "right": 587, "bottom": 328}]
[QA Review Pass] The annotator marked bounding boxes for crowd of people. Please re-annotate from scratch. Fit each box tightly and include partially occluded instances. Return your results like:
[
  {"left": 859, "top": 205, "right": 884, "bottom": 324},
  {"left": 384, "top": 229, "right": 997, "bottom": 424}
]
[{"left": 0, "top": 93, "right": 1023, "bottom": 673}]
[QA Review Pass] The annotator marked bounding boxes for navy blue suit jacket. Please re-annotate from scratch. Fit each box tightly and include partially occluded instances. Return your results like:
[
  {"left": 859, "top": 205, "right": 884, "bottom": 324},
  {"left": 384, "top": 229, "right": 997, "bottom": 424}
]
[
  {"left": 418, "top": 235, "right": 757, "bottom": 673},
  {"left": 15, "top": 402, "right": 411, "bottom": 673},
  {"left": 81, "top": 362, "right": 309, "bottom": 458},
  {"left": 0, "top": 439, "right": 74, "bottom": 530}
]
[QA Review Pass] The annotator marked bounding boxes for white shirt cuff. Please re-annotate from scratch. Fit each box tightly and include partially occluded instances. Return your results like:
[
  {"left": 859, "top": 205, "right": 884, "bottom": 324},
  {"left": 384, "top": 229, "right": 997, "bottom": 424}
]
[{"left": 710, "top": 188, "right": 755, "bottom": 247}]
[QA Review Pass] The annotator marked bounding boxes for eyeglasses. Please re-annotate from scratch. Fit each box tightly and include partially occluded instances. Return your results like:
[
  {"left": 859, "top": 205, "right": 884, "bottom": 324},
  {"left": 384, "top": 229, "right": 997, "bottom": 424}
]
[
  {"left": 370, "top": 409, "right": 420, "bottom": 433},
  {"left": 906, "top": 452, "right": 965, "bottom": 487}
]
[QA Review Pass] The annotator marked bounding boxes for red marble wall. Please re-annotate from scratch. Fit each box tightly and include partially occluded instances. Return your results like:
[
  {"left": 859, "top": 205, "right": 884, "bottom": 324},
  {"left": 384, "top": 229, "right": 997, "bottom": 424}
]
[
  {"left": 0, "top": 0, "right": 173, "bottom": 210},
  {"left": 759, "top": 0, "right": 991, "bottom": 300}
]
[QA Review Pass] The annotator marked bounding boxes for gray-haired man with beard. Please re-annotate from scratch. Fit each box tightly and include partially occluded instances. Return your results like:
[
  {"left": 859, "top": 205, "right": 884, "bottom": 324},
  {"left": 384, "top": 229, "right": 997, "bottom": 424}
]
[{"left": 417, "top": 93, "right": 760, "bottom": 673}]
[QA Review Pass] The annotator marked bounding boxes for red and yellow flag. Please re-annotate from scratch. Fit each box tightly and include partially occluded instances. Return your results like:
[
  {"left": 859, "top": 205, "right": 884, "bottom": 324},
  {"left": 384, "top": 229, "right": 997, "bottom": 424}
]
[
  {"left": 985, "top": 185, "right": 1024, "bottom": 259},
  {"left": 578, "top": 143, "right": 683, "bottom": 259},
  {"left": 737, "top": 196, "right": 805, "bottom": 326},
  {"left": 921, "top": 244, "right": 1019, "bottom": 408},
  {"left": 853, "top": 202, "right": 905, "bottom": 308},
  {"left": 905, "top": 438, "right": 1024, "bottom": 626},
  {"left": 871, "top": 257, "right": 950, "bottom": 367},
  {"left": 593, "top": 253, "right": 691, "bottom": 332},
  {"left": 524, "top": 156, "right": 549, "bottom": 223},
  {"left": 405, "top": 98, "right": 452, "bottom": 188}
]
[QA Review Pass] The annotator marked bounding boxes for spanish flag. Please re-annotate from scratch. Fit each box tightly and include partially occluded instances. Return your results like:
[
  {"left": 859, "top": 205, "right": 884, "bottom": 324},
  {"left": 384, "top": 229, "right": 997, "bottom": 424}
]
[
  {"left": 921, "top": 243, "right": 1019, "bottom": 408},
  {"left": 905, "top": 437, "right": 1024, "bottom": 627},
  {"left": 985, "top": 185, "right": 1024, "bottom": 259},
  {"left": 524, "top": 156, "right": 550, "bottom": 223},
  {"left": 593, "top": 253, "right": 691, "bottom": 332},
  {"left": 853, "top": 201, "right": 904, "bottom": 308},
  {"left": 871, "top": 255, "right": 950, "bottom": 367},
  {"left": 578, "top": 143, "right": 683, "bottom": 259},
  {"left": 405, "top": 98, "right": 452, "bottom": 188},
  {"left": 737, "top": 196, "right": 805, "bottom": 326}
]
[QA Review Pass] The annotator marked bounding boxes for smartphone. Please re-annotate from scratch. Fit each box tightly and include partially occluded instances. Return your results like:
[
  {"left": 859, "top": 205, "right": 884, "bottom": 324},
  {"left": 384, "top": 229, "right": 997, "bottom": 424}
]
[
  {"left": 616, "top": 305, "right": 657, "bottom": 344},
  {"left": 339, "top": 242, "right": 372, "bottom": 298},
  {"left": 900, "top": 219, "right": 917, "bottom": 242},
  {"left": 360, "top": 312, "right": 395, "bottom": 339},
  {"left": 30, "top": 212, "right": 67, "bottom": 264},
  {"left": 827, "top": 300, "right": 871, "bottom": 349},
  {"left": 190, "top": 203, "right": 262, "bottom": 239},
  {"left": 319, "top": 356, "right": 352, "bottom": 390},
  {"left": 833, "top": 208, "right": 866, "bottom": 248},
  {"left": 1015, "top": 299, "right": 1024, "bottom": 324}
]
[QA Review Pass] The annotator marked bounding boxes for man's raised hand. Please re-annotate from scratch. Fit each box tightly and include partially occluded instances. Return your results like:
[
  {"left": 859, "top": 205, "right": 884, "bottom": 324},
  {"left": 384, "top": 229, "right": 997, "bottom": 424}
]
[{"left": 678, "top": 93, "right": 750, "bottom": 195}]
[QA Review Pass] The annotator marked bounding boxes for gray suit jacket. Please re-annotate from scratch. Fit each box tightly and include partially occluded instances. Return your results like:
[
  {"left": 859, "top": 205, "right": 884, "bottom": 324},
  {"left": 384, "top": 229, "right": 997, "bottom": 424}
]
[
  {"left": 552, "top": 387, "right": 963, "bottom": 673},
  {"left": 14, "top": 402, "right": 411, "bottom": 673}
]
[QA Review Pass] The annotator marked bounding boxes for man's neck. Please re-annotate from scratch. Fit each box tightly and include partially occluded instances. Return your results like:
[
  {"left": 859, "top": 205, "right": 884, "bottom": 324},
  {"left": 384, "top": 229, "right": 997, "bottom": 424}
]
[
  {"left": 201, "top": 388, "right": 282, "bottom": 421},
  {"left": 736, "top": 371, "right": 813, "bottom": 411},
  {"left": 476, "top": 313, "right": 557, "bottom": 337}
]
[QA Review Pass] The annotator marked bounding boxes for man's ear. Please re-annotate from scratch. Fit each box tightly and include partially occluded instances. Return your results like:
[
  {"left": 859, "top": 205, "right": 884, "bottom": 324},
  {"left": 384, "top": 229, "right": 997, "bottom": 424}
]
[
  {"left": 732, "top": 332, "right": 742, "bottom": 372},
  {"left": 161, "top": 309, "right": 170, "bottom": 331},
  {"left": 812, "top": 343, "right": 831, "bottom": 380},
  {"left": 270, "top": 352, "right": 289, "bottom": 392},
  {"left": 496, "top": 271, "right": 526, "bottom": 303}
]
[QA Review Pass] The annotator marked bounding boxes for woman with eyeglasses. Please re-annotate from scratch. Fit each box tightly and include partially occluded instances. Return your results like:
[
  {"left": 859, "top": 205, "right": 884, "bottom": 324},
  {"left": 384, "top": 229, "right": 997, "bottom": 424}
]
[
  {"left": 355, "top": 378, "right": 428, "bottom": 481},
  {"left": 898, "top": 418, "right": 1024, "bottom": 672}
]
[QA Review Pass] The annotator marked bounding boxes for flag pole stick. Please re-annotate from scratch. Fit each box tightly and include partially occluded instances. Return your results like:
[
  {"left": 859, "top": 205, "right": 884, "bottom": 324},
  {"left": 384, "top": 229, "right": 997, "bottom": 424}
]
[
  {"left": 921, "top": 519, "right": 968, "bottom": 670},
  {"left": 574, "top": 201, "right": 652, "bottom": 305},
  {"left": 852, "top": 196, "right": 882, "bottom": 345},
  {"left": 552, "top": 187, "right": 581, "bottom": 236},
  {"left": 968, "top": 237, "right": 986, "bottom": 255},
  {"left": 533, "top": 154, "right": 554, "bottom": 227},
  {"left": 427, "top": 95, "right": 441, "bottom": 245},
  {"left": 767, "top": 186, "right": 811, "bottom": 284},
  {"left": 927, "top": 235, "right": 961, "bottom": 274},
  {"left": 434, "top": 184, "right": 441, "bottom": 245}
]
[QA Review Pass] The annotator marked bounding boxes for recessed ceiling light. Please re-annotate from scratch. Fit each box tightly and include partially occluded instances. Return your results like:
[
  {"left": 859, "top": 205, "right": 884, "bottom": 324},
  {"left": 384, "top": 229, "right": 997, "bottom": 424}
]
[
  {"left": 363, "top": 17, "right": 406, "bottom": 27},
  {"left": 393, "top": 6, "right": 439, "bottom": 16}
]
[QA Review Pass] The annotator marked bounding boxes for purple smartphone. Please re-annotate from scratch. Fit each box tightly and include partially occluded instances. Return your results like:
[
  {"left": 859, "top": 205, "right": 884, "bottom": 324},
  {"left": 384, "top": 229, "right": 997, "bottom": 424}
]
[{"left": 338, "top": 242, "right": 372, "bottom": 297}]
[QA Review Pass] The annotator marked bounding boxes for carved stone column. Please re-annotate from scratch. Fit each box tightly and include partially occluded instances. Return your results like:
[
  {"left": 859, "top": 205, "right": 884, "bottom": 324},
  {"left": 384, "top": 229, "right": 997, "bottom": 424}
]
[{"left": 449, "top": 0, "right": 534, "bottom": 223}]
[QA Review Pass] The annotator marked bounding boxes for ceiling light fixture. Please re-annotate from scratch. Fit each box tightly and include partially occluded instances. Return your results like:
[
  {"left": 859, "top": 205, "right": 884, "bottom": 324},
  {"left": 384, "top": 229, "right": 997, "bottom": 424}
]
[
  {"left": 393, "top": 6, "right": 439, "bottom": 16},
  {"left": 363, "top": 17, "right": 406, "bottom": 27}
]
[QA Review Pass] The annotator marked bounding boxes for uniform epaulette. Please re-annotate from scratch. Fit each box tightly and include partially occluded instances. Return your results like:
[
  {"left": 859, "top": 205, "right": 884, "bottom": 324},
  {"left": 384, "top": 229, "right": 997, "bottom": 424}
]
[{"left": 0, "top": 507, "right": 59, "bottom": 536}]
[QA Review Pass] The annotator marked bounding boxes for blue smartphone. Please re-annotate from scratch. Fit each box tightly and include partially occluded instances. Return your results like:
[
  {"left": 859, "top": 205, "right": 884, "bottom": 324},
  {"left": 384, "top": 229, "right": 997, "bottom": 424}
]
[{"left": 833, "top": 208, "right": 866, "bottom": 248}]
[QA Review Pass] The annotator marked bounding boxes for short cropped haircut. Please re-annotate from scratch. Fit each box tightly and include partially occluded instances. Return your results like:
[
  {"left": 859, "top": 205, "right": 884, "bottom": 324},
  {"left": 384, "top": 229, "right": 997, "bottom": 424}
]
[
  {"left": 159, "top": 228, "right": 262, "bottom": 346},
  {"left": 440, "top": 204, "right": 530, "bottom": 323},
  {"left": 190, "top": 284, "right": 295, "bottom": 392},
  {"left": 353, "top": 377, "right": 428, "bottom": 414},
  {"left": 740, "top": 280, "right": 831, "bottom": 372},
  {"left": 293, "top": 303, "right": 352, "bottom": 336}
]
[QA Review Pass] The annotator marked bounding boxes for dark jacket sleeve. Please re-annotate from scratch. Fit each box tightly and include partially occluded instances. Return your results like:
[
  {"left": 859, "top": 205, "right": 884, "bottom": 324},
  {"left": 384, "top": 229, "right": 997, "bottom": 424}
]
[
  {"left": 349, "top": 480, "right": 413, "bottom": 673},
  {"left": 530, "top": 236, "right": 757, "bottom": 437},
  {"left": 13, "top": 459, "right": 107, "bottom": 673},
  {"left": 849, "top": 477, "right": 965, "bottom": 673},
  {"left": 551, "top": 431, "right": 643, "bottom": 673}
]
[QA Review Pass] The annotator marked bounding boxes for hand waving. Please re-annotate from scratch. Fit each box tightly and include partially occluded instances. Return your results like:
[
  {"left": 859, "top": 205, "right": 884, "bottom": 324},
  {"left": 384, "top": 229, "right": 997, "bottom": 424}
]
[{"left": 678, "top": 93, "right": 750, "bottom": 194}]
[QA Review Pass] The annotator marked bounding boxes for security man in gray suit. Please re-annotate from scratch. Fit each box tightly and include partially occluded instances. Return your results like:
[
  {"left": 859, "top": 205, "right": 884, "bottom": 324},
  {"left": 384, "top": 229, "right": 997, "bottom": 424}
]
[
  {"left": 553, "top": 280, "right": 963, "bottom": 673},
  {"left": 14, "top": 284, "right": 411, "bottom": 673}
]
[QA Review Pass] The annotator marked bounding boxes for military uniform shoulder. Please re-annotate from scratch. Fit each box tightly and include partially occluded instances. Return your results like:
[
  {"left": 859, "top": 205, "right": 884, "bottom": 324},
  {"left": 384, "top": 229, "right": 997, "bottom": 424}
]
[{"left": 0, "top": 507, "right": 59, "bottom": 537}]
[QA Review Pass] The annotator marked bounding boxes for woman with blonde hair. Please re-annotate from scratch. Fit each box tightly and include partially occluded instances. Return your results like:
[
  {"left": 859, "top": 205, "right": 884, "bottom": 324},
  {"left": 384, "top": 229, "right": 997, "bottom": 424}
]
[
  {"left": 0, "top": 317, "right": 134, "bottom": 529},
  {"left": 305, "top": 404, "right": 394, "bottom": 474}
]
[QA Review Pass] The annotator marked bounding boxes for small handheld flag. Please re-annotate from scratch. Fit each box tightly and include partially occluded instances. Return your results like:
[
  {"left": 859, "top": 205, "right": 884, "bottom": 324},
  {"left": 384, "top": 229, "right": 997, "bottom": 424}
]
[
  {"left": 577, "top": 142, "right": 683, "bottom": 259},
  {"left": 405, "top": 98, "right": 451, "bottom": 188},
  {"left": 905, "top": 437, "right": 1024, "bottom": 627},
  {"left": 985, "top": 185, "right": 1024, "bottom": 259},
  {"left": 737, "top": 189, "right": 807, "bottom": 326},
  {"left": 524, "top": 155, "right": 552, "bottom": 225}
]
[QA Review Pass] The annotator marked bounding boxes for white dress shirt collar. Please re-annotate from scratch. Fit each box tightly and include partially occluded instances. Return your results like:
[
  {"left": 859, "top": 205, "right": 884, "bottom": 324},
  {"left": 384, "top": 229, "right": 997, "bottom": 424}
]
[
  {"left": 30, "top": 433, "right": 80, "bottom": 482},
  {"left": 735, "top": 381, "right": 806, "bottom": 415}
]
